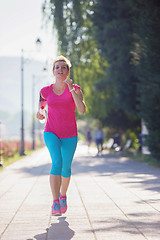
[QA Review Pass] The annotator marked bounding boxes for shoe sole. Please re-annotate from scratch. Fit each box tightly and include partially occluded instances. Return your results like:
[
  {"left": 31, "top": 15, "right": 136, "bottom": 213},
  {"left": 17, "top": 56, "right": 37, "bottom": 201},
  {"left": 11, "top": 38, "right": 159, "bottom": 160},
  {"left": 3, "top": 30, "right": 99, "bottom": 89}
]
[{"left": 52, "top": 212, "right": 61, "bottom": 216}]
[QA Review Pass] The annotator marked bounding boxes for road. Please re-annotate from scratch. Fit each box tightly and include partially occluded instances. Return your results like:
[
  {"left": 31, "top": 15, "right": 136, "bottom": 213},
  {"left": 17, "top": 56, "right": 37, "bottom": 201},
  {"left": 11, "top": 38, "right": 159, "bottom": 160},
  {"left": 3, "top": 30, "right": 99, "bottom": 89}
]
[{"left": 0, "top": 143, "right": 160, "bottom": 240}]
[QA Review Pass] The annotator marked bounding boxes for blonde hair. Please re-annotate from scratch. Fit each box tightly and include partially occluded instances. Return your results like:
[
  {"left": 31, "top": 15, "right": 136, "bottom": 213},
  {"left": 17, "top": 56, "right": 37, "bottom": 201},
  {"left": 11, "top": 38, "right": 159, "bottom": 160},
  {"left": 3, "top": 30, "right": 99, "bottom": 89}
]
[{"left": 52, "top": 55, "right": 71, "bottom": 71}]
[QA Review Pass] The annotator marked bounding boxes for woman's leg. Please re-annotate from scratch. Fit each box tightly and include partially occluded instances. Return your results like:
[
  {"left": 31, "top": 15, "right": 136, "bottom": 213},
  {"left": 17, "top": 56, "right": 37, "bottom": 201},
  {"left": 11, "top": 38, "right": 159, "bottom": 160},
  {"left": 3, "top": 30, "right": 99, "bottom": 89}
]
[
  {"left": 96, "top": 139, "right": 100, "bottom": 154},
  {"left": 44, "top": 132, "right": 62, "bottom": 201},
  {"left": 60, "top": 136, "right": 78, "bottom": 195},
  {"left": 61, "top": 176, "right": 71, "bottom": 196},
  {"left": 50, "top": 175, "right": 61, "bottom": 200}
]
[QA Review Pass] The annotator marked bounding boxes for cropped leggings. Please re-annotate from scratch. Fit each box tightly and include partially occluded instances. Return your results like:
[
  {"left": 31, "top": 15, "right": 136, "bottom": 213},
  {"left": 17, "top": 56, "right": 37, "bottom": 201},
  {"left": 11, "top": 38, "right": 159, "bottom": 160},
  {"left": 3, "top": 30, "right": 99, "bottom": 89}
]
[{"left": 44, "top": 132, "right": 78, "bottom": 178}]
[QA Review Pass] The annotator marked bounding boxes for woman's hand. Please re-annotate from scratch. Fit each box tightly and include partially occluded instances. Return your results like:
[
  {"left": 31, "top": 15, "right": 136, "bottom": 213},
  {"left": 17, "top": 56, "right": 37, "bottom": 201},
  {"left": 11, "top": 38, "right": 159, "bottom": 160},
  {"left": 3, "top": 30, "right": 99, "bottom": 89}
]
[
  {"left": 36, "top": 111, "right": 45, "bottom": 120},
  {"left": 64, "top": 78, "right": 73, "bottom": 91},
  {"left": 65, "top": 78, "right": 86, "bottom": 114}
]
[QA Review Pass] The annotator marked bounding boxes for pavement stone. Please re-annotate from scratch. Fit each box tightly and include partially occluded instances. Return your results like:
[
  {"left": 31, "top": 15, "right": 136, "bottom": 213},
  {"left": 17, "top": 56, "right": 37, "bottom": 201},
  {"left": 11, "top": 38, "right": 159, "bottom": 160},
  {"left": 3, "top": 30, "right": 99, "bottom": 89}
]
[{"left": 0, "top": 143, "right": 160, "bottom": 240}]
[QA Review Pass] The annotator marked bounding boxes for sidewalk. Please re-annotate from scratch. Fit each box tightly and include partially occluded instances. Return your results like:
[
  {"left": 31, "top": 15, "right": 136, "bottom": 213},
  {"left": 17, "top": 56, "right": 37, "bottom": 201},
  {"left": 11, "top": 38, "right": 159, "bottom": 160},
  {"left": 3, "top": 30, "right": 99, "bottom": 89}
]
[{"left": 0, "top": 143, "right": 160, "bottom": 240}]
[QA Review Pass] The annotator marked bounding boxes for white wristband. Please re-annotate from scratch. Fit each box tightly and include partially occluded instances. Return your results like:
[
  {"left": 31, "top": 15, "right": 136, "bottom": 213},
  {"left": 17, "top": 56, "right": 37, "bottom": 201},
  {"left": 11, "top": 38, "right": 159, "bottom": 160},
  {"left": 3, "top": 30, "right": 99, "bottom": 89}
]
[{"left": 70, "top": 88, "right": 75, "bottom": 92}]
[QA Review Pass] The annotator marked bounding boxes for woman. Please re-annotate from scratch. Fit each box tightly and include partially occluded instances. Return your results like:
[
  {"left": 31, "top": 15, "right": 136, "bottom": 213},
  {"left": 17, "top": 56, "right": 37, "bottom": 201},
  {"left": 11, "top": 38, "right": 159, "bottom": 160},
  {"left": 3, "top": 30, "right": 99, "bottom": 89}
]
[
  {"left": 37, "top": 56, "right": 86, "bottom": 216},
  {"left": 94, "top": 125, "right": 105, "bottom": 156},
  {"left": 86, "top": 128, "right": 92, "bottom": 152}
]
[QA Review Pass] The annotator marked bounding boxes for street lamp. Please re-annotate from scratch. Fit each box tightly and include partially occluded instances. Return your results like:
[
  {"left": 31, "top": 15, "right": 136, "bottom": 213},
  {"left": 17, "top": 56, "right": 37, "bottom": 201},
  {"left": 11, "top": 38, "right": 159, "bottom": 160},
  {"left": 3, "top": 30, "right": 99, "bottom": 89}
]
[
  {"left": 20, "top": 38, "right": 42, "bottom": 156},
  {"left": 32, "top": 75, "right": 35, "bottom": 150},
  {"left": 36, "top": 38, "right": 42, "bottom": 45},
  {"left": 20, "top": 49, "right": 25, "bottom": 156}
]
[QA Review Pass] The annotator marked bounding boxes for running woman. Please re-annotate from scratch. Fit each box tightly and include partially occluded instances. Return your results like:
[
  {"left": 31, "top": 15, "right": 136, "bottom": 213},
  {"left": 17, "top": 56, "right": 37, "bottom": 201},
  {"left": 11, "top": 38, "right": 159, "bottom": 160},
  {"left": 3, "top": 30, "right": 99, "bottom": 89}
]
[{"left": 36, "top": 56, "right": 86, "bottom": 216}]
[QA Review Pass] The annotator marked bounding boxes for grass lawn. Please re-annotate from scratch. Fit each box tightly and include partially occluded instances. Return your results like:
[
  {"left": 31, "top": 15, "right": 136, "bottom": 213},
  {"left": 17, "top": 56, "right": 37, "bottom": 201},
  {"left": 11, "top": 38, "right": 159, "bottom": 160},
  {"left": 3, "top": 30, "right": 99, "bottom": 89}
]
[
  {"left": 123, "top": 151, "right": 160, "bottom": 168},
  {"left": 0, "top": 149, "right": 35, "bottom": 171}
]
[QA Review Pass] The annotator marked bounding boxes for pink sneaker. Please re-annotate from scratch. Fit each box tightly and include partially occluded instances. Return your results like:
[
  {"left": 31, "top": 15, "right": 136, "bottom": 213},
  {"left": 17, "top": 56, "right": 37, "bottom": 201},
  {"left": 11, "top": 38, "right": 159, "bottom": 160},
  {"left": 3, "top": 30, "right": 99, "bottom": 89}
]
[
  {"left": 60, "top": 194, "right": 67, "bottom": 214},
  {"left": 52, "top": 199, "right": 61, "bottom": 216}
]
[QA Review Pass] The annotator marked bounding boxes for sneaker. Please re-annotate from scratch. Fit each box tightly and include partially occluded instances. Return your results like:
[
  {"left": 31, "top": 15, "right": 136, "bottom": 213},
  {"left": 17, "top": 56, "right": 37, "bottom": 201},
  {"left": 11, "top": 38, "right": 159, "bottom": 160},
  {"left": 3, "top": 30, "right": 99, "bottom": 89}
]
[
  {"left": 52, "top": 199, "right": 61, "bottom": 216},
  {"left": 60, "top": 193, "right": 67, "bottom": 214}
]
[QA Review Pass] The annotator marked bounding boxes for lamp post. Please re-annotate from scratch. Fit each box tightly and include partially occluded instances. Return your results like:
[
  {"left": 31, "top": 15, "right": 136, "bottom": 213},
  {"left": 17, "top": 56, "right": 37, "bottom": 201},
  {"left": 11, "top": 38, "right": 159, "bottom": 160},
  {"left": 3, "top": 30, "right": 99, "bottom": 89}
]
[
  {"left": 20, "top": 49, "right": 25, "bottom": 156},
  {"left": 32, "top": 75, "right": 35, "bottom": 150},
  {"left": 20, "top": 38, "right": 42, "bottom": 156}
]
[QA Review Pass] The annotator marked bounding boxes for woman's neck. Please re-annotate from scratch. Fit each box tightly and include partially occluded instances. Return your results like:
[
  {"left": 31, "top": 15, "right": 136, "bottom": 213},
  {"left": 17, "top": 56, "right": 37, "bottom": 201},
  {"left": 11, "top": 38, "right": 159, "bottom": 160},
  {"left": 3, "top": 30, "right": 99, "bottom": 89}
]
[{"left": 54, "top": 78, "right": 66, "bottom": 89}]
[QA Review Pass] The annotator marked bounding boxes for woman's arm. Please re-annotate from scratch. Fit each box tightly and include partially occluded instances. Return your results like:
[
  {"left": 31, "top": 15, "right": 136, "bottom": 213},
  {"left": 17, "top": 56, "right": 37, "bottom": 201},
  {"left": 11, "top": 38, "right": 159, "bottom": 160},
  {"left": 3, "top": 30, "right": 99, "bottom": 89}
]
[
  {"left": 71, "top": 88, "right": 86, "bottom": 114},
  {"left": 65, "top": 78, "right": 86, "bottom": 114},
  {"left": 36, "top": 93, "right": 47, "bottom": 120}
]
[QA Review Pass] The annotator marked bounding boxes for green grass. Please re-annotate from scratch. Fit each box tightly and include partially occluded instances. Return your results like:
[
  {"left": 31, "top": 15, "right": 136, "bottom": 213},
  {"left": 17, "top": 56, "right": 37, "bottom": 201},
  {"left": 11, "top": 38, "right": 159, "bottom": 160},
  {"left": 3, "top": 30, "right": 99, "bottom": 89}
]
[
  {"left": 78, "top": 132, "right": 86, "bottom": 141},
  {"left": 0, "top": 149, "right": 35, "bottom": 171},
  {"left": 123, "top": 151, "right": 160, "bottom": 168}
]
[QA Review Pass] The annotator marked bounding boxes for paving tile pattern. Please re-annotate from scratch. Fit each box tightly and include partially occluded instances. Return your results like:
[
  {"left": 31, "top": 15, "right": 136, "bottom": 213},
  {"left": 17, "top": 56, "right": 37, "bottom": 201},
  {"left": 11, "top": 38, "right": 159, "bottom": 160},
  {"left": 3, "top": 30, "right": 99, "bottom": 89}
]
[{"left": 0, "top": 144, "right": 160, "bottom": 240}]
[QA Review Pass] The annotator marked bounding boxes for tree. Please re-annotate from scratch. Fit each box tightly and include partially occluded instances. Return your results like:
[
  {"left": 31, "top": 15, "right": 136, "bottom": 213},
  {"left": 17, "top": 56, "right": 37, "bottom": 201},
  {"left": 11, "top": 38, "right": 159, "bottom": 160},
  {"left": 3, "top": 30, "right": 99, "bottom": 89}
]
[
  {"left": 92, "top": 0, "right": 138, "bottom": 114},
  {"left": 132, "top": 0, "right": 160, "bottom": 159},
  {"left": 91, "top": 0, "right": 141, "bottom": 133},
  {"left": 42, "top": 0, "right": 160, "bottom": 159},
  {"left": 43, "top": 0, "right": 110, "bottom": 118}
]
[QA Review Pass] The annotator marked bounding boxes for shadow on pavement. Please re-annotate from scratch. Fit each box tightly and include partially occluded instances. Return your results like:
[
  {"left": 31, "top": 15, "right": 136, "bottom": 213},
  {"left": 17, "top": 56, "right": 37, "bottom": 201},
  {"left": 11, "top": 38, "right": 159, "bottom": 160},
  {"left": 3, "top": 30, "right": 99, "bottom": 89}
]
[
  {"left": 84, "top": 217, "right": 160, "bottom": 236},
  {"left": 18, "top": 151, "right": 160, "bottom": 194},
  {"left": 31, "top": 217, "right": 74, "bottom": 240},
  {"left": 72, "top": 153, "right": 160, "bottom": 193},
  {"left": 17, "top": 163, "right": 51, "bottom": 177}
]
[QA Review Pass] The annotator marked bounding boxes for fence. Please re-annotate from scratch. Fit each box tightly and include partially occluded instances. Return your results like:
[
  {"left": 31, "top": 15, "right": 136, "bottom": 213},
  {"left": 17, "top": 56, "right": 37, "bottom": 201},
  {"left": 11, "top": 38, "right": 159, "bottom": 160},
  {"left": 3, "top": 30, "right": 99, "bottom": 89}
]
[{"left": 0, "top": 140, "right": 34, "bottom": 159}]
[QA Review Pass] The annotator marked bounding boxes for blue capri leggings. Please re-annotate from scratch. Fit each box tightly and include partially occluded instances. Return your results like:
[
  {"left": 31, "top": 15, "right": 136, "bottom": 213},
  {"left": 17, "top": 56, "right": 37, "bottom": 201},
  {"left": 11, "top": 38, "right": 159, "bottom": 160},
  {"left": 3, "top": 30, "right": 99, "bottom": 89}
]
[{"left": 44, "top": 132, "right": 78, "bottom": 178}]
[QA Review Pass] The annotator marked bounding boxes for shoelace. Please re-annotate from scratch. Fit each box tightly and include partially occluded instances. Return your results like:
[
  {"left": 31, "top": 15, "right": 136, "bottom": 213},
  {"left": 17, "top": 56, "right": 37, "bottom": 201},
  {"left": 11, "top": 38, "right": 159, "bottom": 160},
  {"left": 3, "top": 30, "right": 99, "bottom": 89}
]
[
  {"left": 53, "top": 202, "right": 60, "bottom": 210},
  {"left": 60, "top": 198, "right": 66, "bottom": 207}
]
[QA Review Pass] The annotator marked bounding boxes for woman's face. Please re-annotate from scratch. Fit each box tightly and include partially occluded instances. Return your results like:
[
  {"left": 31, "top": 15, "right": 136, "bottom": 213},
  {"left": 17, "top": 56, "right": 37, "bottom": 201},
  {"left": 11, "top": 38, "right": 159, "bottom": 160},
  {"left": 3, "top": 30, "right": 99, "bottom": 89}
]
[{"left": 53, "top": 61, "right": 69, "bottom": 80}]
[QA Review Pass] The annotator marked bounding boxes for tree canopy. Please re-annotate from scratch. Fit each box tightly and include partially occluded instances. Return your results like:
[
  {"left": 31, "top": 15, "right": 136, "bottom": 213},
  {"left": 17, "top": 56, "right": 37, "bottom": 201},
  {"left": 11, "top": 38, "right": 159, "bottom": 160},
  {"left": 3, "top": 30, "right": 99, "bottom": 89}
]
[{"left": 43, "top": 0, "right": 160, "bottom": 159}]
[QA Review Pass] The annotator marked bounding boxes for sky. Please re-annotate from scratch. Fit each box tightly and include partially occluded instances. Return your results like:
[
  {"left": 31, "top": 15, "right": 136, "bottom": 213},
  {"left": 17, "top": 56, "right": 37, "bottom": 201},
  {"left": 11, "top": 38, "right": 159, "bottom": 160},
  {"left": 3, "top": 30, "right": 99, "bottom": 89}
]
[
  {"left": 0, "top": 0, "right": 57, "bottom": 61},
  {"left": 0, "top": 0, "right": 58, "bottom": 138}
]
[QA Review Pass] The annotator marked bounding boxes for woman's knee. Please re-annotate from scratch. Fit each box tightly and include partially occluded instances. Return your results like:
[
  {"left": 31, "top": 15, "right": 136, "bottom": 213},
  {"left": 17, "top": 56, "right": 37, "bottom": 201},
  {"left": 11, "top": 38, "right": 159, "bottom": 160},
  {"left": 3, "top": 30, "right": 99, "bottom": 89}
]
[
  {"left": 61, "top": 168, "right": 71, "bottom": 178},
  {"left": 50, "top": 155, "right": 62, "bottom": 175},
  {"left": 50, "top": 164, "right": 71, "bottom": 177},
  {"left": 50, "top": 165, "right": 62, "bottom": 175}
]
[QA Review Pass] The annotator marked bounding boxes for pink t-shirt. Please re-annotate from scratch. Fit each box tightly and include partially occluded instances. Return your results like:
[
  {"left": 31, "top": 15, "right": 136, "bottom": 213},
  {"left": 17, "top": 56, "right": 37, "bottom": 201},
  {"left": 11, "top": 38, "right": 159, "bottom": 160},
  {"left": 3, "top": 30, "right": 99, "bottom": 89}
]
[{"left": 41, "top": 84, "right": 80, "bottom": 138}]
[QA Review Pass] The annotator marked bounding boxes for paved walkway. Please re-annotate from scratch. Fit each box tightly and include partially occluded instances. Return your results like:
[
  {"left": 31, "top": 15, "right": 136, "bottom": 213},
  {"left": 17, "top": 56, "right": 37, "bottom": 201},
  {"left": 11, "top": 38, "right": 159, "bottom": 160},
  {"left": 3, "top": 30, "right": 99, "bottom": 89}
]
[{"left": 0, "top": 143, "right": 160, "bottom": 240}]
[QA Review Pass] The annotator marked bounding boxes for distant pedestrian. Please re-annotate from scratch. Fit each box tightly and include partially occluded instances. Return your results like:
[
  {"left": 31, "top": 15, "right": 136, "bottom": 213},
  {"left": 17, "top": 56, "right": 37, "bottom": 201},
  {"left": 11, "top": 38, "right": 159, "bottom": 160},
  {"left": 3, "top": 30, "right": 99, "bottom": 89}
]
[
  {"left": 36, "top": 55, "right": 86, "bottom": 216},
  {"left": 94, "top": 125, "right": 105, "bottom": 155},
  {"left": 86, "top": 128, "right": 92, "bottom": 152}
]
